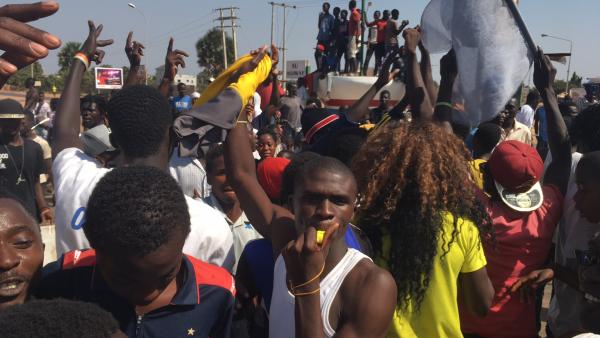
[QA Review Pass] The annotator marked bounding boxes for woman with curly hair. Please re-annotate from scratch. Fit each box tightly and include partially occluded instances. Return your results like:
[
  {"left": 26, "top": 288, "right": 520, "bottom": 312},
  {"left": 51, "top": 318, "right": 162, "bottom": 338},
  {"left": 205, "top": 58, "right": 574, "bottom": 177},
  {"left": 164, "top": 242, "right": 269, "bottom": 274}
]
[{"left": 352, "top": 120, "right": 495, "bottom": 338}]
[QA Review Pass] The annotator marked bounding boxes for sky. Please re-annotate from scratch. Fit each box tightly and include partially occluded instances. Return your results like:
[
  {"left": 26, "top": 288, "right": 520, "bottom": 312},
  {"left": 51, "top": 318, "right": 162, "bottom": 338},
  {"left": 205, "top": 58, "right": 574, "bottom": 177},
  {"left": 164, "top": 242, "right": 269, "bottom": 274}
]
[{"left": 16, "top": 0, "right": 600, "bottom": 84}]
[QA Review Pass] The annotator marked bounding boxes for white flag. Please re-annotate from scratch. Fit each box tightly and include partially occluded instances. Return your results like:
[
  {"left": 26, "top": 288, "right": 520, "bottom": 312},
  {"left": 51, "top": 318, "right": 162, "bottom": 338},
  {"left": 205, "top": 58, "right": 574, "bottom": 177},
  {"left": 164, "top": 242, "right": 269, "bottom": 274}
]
[{"left": 421, "top": 0, "right": 534, "bottom": 126}]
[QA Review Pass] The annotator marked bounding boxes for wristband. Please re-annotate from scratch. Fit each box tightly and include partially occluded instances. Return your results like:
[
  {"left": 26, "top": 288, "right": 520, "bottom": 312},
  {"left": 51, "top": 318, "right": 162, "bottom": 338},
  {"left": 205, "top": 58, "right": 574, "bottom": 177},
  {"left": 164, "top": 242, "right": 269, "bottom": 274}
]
[
  {"left": 74, "top": 52, "right": 90, "bottom": 70},
  {"left": 291, "top": 263, "right": 325, "bottom": 291},
  {"left": 293, "top": 287, "right": 320, "bottom": 297},
  {"left": 435, "top": 101, "right": 454, "bottom": 109}
]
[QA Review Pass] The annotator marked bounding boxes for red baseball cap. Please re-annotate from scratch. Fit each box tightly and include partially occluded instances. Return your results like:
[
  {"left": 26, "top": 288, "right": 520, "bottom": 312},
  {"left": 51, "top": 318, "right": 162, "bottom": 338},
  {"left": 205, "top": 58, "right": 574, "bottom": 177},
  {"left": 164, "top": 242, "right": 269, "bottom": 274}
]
[{"left": 488, "top": 140, "right": 544, "bottom": 212}]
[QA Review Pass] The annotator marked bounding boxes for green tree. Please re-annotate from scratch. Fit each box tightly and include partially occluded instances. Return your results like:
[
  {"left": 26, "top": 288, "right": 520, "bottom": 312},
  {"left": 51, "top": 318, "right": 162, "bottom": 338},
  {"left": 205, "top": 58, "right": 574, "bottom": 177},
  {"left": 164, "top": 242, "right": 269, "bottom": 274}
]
[
  {"left": 569, "top": 72, "right": 582, "bottom": 88},
  {"left": 5, "top": 62, "right": 44, "bottom": 89},
  {"left": 195, "top": 28, "right": 234, "bottom": 77},
  {"left": 57, "top": 41, "right": 81, "bottom": 72},
  {"left": 553, "top": 79, "right": 567, "bottom": 94}
]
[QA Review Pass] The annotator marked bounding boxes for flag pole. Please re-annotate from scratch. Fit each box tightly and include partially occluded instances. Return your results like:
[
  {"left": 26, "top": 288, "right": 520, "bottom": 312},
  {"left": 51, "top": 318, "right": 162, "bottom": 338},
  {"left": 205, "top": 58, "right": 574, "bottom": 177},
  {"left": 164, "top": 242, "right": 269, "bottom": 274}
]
[{"left": 503, "top": 0, "right": 537, "bottom": 55}]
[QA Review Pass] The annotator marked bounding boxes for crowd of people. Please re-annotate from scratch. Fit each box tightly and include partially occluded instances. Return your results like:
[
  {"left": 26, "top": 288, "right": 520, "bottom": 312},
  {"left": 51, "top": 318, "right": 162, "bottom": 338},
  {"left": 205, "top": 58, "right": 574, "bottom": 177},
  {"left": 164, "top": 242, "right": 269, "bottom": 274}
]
[
  {"left": 1, "top": 1, "right": 600, "bottom": 338},
  {"left": 315, "top": 1, "right": 408, "bottom": 76}
]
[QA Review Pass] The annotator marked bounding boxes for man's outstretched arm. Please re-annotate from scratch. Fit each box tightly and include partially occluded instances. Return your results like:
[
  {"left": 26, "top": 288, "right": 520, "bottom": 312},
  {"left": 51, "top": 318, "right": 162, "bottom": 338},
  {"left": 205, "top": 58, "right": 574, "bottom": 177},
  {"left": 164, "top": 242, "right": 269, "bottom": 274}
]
[
  {"left": 158, "top": 38, "right": 188, "bottom": 98},
  {"left": 123, "top": 31, "right": 146, "bottom": 87},
  {"left": 403, "top": 28, "right": 433, "bottom": 120},
  {"left": 346, "top": 52, "right": 400, "bottom": 123},
  {"left": 224, "top": 122, "right": 296, "bottom": 255},
  {"left": 52, "top": 20, "right": 113, "bottom": 158},
  {"left": 536, "top": 48, "right": 571, "bottom": 196}
]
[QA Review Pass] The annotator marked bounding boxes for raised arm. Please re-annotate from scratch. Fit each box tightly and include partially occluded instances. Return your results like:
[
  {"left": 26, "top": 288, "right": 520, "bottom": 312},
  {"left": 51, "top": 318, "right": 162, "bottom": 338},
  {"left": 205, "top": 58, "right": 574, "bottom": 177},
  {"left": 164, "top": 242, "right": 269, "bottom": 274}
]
[
  {"left": 158, "top": 38, "right": 189, "bottom": 98},
  {"left": 123, "top": 31, "right": 146, "bottom": 87},
  {"left": 346, "top": 52, "right": 400, "bottom": 123},
  {"left": 0, "top": 2, "right": 62, "bottom": 88},
  {"left": 535, "top": 48, "right": 571, "bottom": 196},
  {"left": 434, "top": 49, "right": 457, "bottom": 131},
  {"left": 224, "top": 122, "right": 296, "bottom": 255},
  {"left": 269, "top": 70, "right": 281, "bottom": 108},
  {"left": 403, "top": 28, "right": 433, "bottom": 120},
  {"left": 396, "top": 19, "right": 409, "bottom": 35},
  {"left": 418, "top": 38, "right": 437, "bottom": 104},
  {"left": 52, "top": 21, "right": 112, "bottom": 158}
]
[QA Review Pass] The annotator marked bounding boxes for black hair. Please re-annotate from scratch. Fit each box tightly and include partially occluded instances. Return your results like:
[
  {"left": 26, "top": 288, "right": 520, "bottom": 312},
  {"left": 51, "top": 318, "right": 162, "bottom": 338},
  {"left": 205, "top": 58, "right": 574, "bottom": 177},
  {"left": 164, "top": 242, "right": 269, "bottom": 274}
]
[
  {"left": 294, "top": 156, "right": 357, "bottom": 193},
  {"left": 107, "top": 85, "right": 172, "bottom": 158},
  {"left": 0, "top": 299, "right": 119, "bottom": 338},
  {"left": 205, "top": 143, "right": 225, "bottom": 174},
  {"left": 391, "top": 9, "right": 399, "bottom": 16},
  {"left": 380, "top": 90, "right": 390, "bottom": 99},
  {"left": 573, "top": 104, "right": 600, "bottom": 152},
  {"left": 473, "top": 123, "right": 502, "bottom": 155},
  {"left": 326, "top": 127, "right": 368, "bottom": 167},
  {"left": 84, "top": 166, "right": 190, "bottom": 255},
  {"left": 563, "top": 114, "right": 579, "bottom": 147},
  {"left": 281, "top": 151, "right": 322, "bottom": 203},
  {"left": 24, "top": 77, "right": 34, "bottom": 87},
  {"left": 306, "top": 97, "right": 323, "bottom": 108},
  {"left": 81, "top": 95, "right": 108, "bottom": 116},
  {"left": 349, "top": 0, "right": 357, "bottom": 9},
  {"left": 257, "top": 127, "right": 279, "bottom": 143},
  {"left": 526, "top": 90, "right": 540, "bottom": 103}
]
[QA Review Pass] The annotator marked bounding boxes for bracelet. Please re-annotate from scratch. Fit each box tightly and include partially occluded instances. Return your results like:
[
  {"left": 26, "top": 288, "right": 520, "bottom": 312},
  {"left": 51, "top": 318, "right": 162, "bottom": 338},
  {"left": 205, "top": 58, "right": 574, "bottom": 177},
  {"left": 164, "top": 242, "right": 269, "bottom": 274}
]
[
  {"left": 291, "top": 263, "right": 326, "bottom": 291},
  {"left": 74, "top": 52, "right": 90, "bottom": 70},
  {"left": 435, "top": 101, "right": 453, "bottom": 109},
  {"left": 236, "top": 120, "right": 249, "bottom": 125},
  {"left": 40, "top": 207, "right": 52, "bottom": 215},
  {"left": 293, "top": 287, "right": 320, "bottom": 297}
]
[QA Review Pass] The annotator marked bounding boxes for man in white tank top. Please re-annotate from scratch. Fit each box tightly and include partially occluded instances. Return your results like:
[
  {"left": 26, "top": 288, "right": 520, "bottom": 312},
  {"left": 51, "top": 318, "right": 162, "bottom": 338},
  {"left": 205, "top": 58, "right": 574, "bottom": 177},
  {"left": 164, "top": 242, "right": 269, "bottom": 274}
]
[{"left": 225, "top": 121, "right": 397, "bottom": 338}]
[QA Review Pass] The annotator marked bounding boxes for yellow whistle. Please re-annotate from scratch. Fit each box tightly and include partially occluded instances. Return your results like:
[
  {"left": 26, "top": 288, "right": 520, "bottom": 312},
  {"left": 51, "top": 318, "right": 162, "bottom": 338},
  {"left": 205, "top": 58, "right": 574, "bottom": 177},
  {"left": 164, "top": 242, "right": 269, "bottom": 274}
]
[{"left": 316, "top": 230, "right": 325, "bottom": 245}]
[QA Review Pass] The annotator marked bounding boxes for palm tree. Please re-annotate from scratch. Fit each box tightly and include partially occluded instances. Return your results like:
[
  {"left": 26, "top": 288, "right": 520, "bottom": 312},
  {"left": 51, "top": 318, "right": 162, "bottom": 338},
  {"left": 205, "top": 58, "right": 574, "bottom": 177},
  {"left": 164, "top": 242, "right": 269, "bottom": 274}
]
[{"left": 57, "top": 42, "right": 81, "bottom": 73}]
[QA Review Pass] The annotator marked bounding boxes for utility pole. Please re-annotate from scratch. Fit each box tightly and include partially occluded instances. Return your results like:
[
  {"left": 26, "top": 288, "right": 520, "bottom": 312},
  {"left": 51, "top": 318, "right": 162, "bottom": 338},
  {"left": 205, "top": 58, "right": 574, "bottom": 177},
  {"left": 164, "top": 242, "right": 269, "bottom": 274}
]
[
  {"left": 217, "top": 8, "right": 228, "bottom": 68},
  {"left": 269, "top": 2, "right": 275, "bottom": 47},
  {"left": 268, "top": 2, "right": 296, "bottom": 84},
  {"left": 214, "top": 7, "right": 241, "bottom": 68},
  {"left": 230, "top": 7, "right": 238, "bottom": 59}
]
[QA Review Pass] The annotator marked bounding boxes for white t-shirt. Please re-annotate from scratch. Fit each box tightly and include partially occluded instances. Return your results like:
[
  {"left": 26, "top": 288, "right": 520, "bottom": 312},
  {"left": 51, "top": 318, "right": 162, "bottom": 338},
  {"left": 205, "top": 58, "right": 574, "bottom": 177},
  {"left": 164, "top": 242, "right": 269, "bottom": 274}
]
[
  {"left": 516, "top": 104, "right": 535, "bottom": 129},
  {"left": 53, "top": 148, "right": 234, "bottom": 271}
]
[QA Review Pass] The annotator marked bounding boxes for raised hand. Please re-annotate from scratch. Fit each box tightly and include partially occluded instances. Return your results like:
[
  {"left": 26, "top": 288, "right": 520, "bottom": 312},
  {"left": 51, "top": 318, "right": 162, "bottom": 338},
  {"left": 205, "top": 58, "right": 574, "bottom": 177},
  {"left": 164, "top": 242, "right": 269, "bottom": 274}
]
[
  {"left": 375, "top": 50, "right": 400, "bottom": 88},
  {"left": 227, "top": 45, "right": 269, "bottom": 86},
  {"left": 533, "top": 47, "right": 556, "bottom": 93},
  {"left": 403, "top": 28, "right": 421, "bottom": 54},
  {"left": 0, "top": 1, "right": 62, "bottom": 84},
  {"left": 440, "top": 49, "right": 457, "bottom": 81},
  {"left": 125, "top": 31, "right": 145, "bottom": 67},
  {"left": 80, "top": 20, "right": 113, "bottom": 65},
  {"left": 282, "top": 223, "right": 340, "bottom": 293},
  {"left": 163, "top": 37, "right": 189, "bottom": 81}
]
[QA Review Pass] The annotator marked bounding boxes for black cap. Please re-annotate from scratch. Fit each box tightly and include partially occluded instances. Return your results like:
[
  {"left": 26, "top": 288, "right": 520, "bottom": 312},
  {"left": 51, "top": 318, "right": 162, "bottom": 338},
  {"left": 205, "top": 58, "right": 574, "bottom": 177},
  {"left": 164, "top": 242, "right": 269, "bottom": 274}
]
[{"left": 0, "top": 99, "right": 24, "bottom": 119}]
